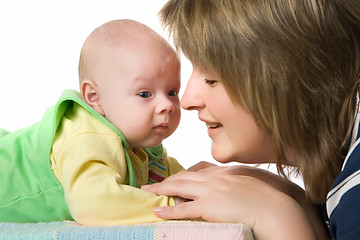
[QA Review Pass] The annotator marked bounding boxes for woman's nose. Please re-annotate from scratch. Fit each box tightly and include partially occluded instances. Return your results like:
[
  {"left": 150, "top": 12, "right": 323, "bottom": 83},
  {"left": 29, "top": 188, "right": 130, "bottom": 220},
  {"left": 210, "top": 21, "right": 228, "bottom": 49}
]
[{"left": 180, "top": 69, "right": 204, "bottom": 111}]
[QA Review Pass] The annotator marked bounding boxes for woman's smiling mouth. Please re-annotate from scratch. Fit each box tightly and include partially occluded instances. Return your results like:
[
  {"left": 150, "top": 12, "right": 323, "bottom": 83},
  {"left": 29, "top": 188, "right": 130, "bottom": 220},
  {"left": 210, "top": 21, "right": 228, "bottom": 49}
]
[
  {"left": 206, "top": 122, "right": 223, "bottom": 129},
  {"left": 206, "top": 122, "right": 223, "bottom": 138}
]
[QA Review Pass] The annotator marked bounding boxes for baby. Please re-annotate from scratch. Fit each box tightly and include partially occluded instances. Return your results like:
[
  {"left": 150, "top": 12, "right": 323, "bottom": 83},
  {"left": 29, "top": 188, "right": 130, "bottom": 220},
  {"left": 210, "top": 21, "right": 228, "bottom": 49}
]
[{"left": 0, "top": 19, "right": 184, "bottom": 225}]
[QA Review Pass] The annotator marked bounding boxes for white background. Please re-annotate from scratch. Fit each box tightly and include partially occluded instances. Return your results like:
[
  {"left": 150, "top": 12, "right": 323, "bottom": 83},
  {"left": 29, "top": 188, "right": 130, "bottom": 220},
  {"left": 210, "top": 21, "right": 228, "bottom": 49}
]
[
  {"left": 0, "top": 1, "right": 302, "bottom": 186},
  {"left": 0, "top": 0, "right": 212, "bottom": 169}
]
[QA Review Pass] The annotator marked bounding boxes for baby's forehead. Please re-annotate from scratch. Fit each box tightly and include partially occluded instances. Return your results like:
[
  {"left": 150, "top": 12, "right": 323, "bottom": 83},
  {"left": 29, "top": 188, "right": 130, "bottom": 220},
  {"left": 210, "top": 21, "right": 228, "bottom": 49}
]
[
  {"left": 81, "top": 20, "right": 178, "bottom": 77},
  {"left": 90, "top": 20, "right": 162, "bottom": 49}
]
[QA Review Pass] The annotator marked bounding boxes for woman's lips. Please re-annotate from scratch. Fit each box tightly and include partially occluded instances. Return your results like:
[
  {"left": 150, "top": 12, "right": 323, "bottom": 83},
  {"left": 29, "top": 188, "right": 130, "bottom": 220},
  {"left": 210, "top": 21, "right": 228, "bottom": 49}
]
[
  {"left": 206, "top": 122, "right": 223, "bottom": 129},
  {"left": 206, "top": 122, "right": 223, "bottom": 138}
]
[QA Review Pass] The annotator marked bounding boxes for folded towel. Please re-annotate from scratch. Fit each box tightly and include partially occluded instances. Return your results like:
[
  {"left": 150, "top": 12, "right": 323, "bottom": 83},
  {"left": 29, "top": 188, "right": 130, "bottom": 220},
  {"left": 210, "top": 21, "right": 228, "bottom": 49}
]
[{"left": 0, "top": 221, "right": 253, "bottom": 240}]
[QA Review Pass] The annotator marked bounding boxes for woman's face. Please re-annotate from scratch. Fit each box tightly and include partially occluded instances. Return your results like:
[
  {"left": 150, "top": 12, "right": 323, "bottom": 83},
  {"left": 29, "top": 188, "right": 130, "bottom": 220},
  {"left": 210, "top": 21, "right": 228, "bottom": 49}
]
[{"left": 181, "top": 65, "right": 274, "bottom": 164}]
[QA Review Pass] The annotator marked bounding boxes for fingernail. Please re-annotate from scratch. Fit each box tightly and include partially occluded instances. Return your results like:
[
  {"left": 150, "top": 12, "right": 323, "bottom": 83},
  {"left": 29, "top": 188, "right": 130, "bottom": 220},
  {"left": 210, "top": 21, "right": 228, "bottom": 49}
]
[
  {"left": 153, "top": 207, "right": 163, "bottom": 212},
  {"left": 141, "top": 185, "right": 151, "bottom": 190}
]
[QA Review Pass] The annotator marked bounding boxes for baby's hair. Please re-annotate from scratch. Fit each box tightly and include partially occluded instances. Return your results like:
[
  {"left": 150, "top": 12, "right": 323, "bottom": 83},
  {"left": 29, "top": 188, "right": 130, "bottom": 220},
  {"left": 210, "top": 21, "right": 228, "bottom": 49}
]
[
  {"left": 160, "top": 0, "right": 360, "bottom": 202},
  {"left": 78, "top": 19, "right": 175, "bottom": 85}
]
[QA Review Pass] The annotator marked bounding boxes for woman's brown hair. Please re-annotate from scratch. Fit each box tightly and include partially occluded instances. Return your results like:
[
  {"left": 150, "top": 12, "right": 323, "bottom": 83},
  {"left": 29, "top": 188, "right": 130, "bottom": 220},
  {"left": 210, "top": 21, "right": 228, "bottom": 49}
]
[{"left": 160, "top": 0, "right": 360, "bottom": 203}]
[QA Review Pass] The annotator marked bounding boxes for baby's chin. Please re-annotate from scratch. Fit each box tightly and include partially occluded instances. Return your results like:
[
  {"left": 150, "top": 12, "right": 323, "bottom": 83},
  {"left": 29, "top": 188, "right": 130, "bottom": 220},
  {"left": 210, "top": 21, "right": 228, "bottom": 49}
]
[
  {"left": 130, "top": 138, "right": 164, "bottom": 149},
  {"left": 130, "top": 129, "right": 177, "bottom": 148}
]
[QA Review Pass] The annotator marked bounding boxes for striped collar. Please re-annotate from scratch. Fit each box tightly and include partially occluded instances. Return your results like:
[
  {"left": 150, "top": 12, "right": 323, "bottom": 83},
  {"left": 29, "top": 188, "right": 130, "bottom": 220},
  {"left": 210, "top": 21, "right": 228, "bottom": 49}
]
[
  {"left": 342, "top": 93, "right": 360, "bottom": 171},
  {"left": 326, "top": 92, "right": 360, "bottom": 218}
]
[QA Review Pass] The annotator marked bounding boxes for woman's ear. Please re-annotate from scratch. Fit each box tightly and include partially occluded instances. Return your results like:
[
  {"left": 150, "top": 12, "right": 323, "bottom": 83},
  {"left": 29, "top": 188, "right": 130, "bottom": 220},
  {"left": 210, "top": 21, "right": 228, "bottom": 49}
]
[{"left": 80, "top": 79, "right": 105, "bottom": 116}]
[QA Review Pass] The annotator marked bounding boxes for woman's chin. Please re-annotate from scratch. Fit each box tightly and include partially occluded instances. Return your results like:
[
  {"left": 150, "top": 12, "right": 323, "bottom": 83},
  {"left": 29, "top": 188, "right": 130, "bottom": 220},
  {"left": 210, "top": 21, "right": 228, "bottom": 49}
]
[{"left": 211, "top": 149, "right": 234, "bottom": 164}]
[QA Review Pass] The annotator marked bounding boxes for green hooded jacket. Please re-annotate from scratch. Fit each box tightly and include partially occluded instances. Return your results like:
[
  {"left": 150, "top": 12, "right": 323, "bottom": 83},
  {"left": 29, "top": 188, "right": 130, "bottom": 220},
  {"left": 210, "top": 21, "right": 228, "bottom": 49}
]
[{"left": 0, "top": 90, "right": 163, "bottom": 222}]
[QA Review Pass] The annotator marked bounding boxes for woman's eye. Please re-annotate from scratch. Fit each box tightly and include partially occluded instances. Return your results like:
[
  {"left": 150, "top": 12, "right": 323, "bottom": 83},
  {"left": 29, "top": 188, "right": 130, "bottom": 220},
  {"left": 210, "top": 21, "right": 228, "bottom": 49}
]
[
  {"left": 204, "top": 79, "right": 218, "bottom": 87},
  {"left": 169, "top": 90, "right": 179, "bottom": 97},
  {"left": 138, "top": 91, "right": 151, "bottom": 98}
]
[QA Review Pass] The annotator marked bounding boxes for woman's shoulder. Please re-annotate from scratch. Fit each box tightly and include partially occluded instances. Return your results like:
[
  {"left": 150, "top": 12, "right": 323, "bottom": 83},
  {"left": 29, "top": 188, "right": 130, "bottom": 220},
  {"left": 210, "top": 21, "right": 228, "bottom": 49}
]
[{"left": 326, "top": 139, "right": 360, "bottom": 238}]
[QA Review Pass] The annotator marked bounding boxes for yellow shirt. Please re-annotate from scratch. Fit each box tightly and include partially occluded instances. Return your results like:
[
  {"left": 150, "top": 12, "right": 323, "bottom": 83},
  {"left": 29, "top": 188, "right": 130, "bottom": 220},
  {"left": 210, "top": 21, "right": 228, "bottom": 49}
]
[{"left": 50, "top": 103, "right": 184, "bottom": 225}]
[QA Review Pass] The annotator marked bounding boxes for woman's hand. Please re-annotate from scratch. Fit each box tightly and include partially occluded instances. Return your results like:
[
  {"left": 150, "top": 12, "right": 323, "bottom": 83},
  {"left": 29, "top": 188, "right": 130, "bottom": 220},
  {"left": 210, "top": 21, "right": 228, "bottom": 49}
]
[
  {"left": 187, "top": 161, "right": 217, "bottom": 171},
  {"left": 142, "top": 165, "right": 324, "bottom": 240}
]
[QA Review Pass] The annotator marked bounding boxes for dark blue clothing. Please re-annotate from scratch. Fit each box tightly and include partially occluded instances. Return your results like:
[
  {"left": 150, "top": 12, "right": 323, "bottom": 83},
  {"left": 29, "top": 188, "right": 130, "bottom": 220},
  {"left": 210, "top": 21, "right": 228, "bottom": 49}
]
[{"left": 326, "top": 96, "right": 360, "bottom": 239}]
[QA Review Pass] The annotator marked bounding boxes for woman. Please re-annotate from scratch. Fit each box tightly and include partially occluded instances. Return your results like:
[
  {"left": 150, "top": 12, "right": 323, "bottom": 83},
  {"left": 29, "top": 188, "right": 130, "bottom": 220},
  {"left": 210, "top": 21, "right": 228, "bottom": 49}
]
[{"left": 142, "top": 0, "right": 360, "bottom": 239}]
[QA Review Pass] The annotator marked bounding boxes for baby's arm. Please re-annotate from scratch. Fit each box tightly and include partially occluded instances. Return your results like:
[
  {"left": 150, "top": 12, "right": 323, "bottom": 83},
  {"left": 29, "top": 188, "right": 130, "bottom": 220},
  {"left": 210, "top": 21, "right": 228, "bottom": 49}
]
[{"left": 53, "top": 132, "right": 175, "bottom": 225}]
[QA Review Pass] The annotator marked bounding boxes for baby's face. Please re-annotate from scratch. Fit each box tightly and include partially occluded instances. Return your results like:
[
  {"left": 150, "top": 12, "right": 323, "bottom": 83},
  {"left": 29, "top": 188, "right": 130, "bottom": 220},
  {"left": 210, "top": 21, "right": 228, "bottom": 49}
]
[{"left": 95, "top": 42, "right": 181, "bottom": 148}]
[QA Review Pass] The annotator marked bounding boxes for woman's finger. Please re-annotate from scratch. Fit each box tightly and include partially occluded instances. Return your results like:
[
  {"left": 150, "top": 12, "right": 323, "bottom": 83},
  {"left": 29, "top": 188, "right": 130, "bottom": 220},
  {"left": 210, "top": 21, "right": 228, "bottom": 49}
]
[
  {"left": 142, "top": 177, "right": 211, "bottom": 200},
  {"left": 159, "top": 170, "right": 213, "bottom": 182},
  {"left": 187, "top": 161, "right": 217, "bottom": 171},
  {"left": 153, "top": 201, "right": 203, "bottom": 220}
]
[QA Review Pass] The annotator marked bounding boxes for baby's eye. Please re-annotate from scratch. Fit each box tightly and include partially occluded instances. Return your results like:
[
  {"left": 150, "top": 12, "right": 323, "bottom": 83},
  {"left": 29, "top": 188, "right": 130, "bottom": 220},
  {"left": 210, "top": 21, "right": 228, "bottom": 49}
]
[
  {"left": 169, "top": 90, "right": 179, "bottom": 97},
  {"left": 204, "top": 79, "right": 218, "bottom": 87},
  {"left": 138, "top": 91, "right": 152, "bottom": 98}
]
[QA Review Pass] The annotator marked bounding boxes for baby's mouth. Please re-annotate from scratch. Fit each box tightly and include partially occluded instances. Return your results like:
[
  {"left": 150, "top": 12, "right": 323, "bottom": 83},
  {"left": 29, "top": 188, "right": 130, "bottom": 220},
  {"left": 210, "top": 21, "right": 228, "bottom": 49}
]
[
  {"left": 206, "top": 123, "right": 223, "bottom": 129},
  {"left": 154, "top": 123, "right": 168, "bottom": 130}
]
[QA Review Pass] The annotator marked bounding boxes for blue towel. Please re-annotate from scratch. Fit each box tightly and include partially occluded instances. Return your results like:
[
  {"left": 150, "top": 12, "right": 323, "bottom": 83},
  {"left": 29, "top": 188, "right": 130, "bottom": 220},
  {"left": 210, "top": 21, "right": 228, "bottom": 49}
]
[
  {"left": 55, "top": 223, "right": 155, "bottom": 240},
  {"left": 0, "top": 221, "right": 67, "bottom": 240},
  {"left": 0, "top": 221, "right": 253, "bottom": 240}
]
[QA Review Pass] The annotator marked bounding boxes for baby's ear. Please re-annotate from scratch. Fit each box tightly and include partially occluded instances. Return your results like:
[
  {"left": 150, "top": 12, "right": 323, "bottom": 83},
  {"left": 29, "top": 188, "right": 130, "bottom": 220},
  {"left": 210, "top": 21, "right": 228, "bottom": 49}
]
[{"left": 80, "top": 79, "right": 105, "bottom": 116}]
